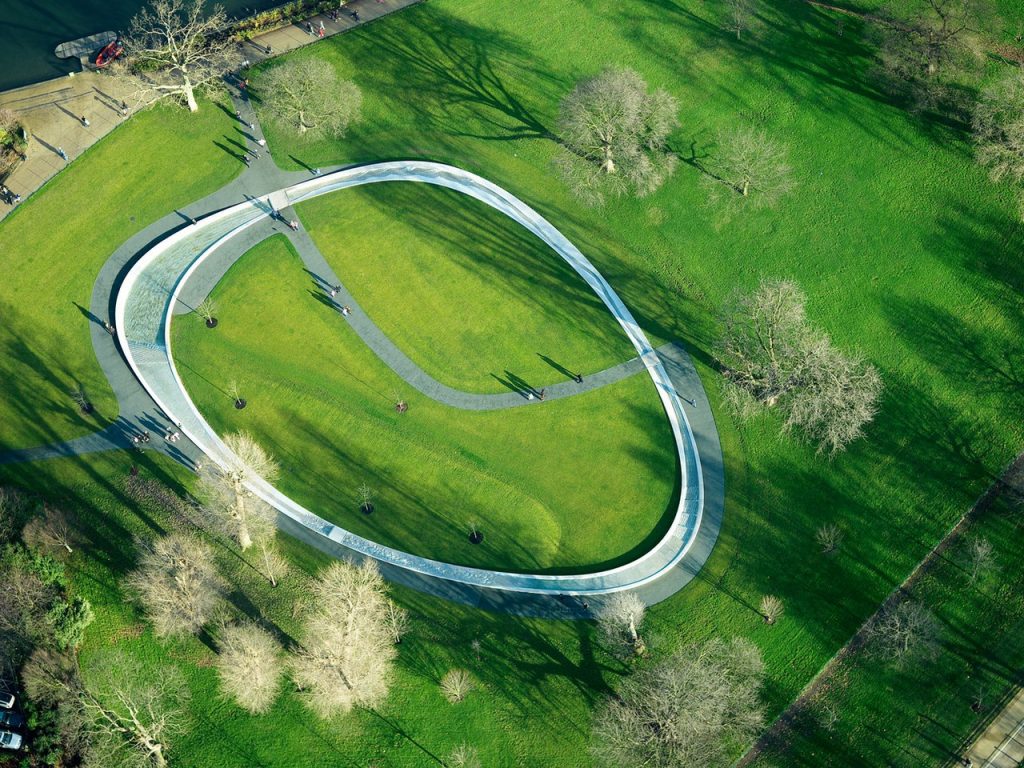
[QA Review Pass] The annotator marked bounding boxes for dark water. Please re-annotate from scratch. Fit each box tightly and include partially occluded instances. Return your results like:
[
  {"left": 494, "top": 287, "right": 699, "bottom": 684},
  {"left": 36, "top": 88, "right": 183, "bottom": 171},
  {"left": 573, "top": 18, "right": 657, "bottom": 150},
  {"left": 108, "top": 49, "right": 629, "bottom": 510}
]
[{"left": 0, "top": 0, "right": 279, "bottom": 93}]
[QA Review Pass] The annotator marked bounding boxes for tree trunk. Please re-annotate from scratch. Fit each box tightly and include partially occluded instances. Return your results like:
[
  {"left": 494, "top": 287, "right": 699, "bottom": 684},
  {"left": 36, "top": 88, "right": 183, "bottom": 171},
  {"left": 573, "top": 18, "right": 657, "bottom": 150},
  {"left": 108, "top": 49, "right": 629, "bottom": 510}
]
[
  {"left": 182, "top": 76, "right": 198, "bottom": 113},
  {"left": 741, "top": 179, "right": 750, "bottom": 196},
  {"left": 601, "top": 145, "right": 616, "bottom": 174},
  {"left": 238, "top": 524, "right": 252, "bottom": 551},
  {"left": 628, "top": 617, "right": 646, "bottom": 656}
]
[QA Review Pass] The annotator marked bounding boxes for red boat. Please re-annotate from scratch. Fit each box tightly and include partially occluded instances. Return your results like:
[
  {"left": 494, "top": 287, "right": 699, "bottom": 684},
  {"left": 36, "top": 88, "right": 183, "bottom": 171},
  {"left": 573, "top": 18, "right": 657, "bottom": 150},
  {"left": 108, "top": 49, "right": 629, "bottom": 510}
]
[{"left": 95, "top": 38, "right": 124, "bottom": 68}]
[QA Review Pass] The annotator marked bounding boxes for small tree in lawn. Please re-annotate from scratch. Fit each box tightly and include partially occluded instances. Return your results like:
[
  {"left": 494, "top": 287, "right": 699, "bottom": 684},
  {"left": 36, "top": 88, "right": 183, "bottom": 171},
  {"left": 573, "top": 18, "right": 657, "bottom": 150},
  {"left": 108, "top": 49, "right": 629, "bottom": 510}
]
[
  {"left": 866, "top": 600, "right": 941, "bottom": 667},
  {"left": 596, "top": 592, "right": 647, "bottom": 656},
  {"left": 816, "top": 523, "right": 844, "bottom": 555},
  {"left": 554, "top": 68, "right": 679, "bottom": 206},
  {"left": 965, "top": 537, "right": 994, "bottom": 585},
  {"left": 22, "top": 506, "right": 77, "bottom": 556},
  {"left": 725, "top": 0, "right": 757, "bottom": 40},
  {"left": 122, "top": 0, "right": 238, "bottom": 113},
  {"left": 198, "top": 431, "right": 279, "bottom": 551},
  {"left": 759, "top": 595, "right": 784, "bottom": 625},
  {"left": 706, "top": 126, "right": 794, "bottom": 211},
  {"left": 125, "top": 533, "right": 225, "bottom": 638},
  {"left": 448, "top": 744, "right": 482, "bottom": 768},
  {"left": 254, "top": 531, "right": 288, "bottom": 588},
  {"left": 215, "top": 622, "right": 284, "bottom": 714},
  {"left": 440, "top": 669, "right": 474, "bottom": 703},
  {"left": 357, "top": 483, "right": 374, "bottom": 514},
  {"left": 261, "top": 59, "right": 363, "bottom": 139},
  {"left": 195, "top": 298, "right": 217, "bottom": 328}
]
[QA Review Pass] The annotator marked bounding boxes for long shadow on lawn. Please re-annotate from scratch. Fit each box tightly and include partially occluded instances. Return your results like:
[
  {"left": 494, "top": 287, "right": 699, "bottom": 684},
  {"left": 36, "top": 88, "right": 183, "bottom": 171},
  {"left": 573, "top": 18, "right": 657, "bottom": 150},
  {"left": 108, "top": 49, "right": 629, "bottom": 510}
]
[{"left": 351, "top": 7, "right": 559, "bottom": 143}]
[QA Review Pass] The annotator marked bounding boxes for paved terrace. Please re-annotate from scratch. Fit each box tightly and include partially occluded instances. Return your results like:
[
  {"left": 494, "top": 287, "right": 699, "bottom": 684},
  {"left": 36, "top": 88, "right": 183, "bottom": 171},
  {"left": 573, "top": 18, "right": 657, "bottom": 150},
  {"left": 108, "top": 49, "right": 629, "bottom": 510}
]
[{"left": 114, "top": 161, "right": 720, "bottom": 607}]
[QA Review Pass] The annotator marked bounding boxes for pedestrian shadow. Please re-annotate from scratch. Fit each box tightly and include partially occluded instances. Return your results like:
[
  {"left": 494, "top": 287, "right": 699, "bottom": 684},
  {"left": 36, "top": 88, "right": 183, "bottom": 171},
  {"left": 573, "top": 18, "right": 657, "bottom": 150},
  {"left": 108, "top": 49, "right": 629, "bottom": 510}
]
[
  {"left": 302, "top": 267, "right": 330, "bottom": 290},
  {"left": 72, "top": 301, "right": 104, "bottom": 327},
  {"left": 30, "top": 133, "right": 63, "bottom": 158},
  {"left": 289, "top": 155, "right": 317, "bottom": 174},
  {"left": 55, "top": 102, "right": 87, "bottom": 125},
  {"left": 212, "top": 139, "right": 244, "bottom": 162},
  {"left": 537, "top": 353, "right": 577, "bottom": 380},
  {"left": 491, "top": 370, "right": 537, "bottom": 399}
]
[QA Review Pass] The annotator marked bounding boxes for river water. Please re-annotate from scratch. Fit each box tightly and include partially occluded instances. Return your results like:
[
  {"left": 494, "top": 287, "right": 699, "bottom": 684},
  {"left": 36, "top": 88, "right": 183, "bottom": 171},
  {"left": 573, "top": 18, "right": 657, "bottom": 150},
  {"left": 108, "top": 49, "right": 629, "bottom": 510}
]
[{"left": 0, "top": 0, "right": 279, "bottom": 93}]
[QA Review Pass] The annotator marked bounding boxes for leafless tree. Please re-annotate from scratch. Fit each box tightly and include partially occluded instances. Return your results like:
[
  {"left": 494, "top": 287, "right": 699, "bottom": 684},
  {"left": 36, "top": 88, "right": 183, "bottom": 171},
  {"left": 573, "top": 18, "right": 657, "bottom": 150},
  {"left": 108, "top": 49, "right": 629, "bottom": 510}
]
[
  {"left": 82, "top": 653, "right": 190, "bottom": 768},
  {"left": 717, "top": 279, "right": 883, "bottom": 455},
  {"left": 873, "top": 0, "right": 986, "bottom": 115},
  {"left": 724, "top": 0, "right": 757, "bottom": 40},
  {"left": 760, "top": 595, "right": 784, "bottom": 625},
  {"left": 866, "top": 600, "right": 941, "bottom": 666},
  {"left": 0, "top": 487, "right": 27, "bottom": 543},
  {"left": 22, "top": 506, "right": 77, "bottom": 555},
  {"left": 215, "top": 622, "right": 284, "bottom": 714},
  {"left": 815, "top": 523, "right": 844, "bottom": 554},
  {"left": 290, "top": 560, "right": 400, "bottom": 717},
  {"left": 121, "top": 0, "right": 237, "bottom": 112},
  {"left": 596, "top": 593, "right": 647, "bottom": 656},
  {"left": 261, "top": 59, "right": 363, "bottom": 139},
  {"left": 382, "top": 601, "right": 409, "bottom": 645},
  {"left": 705, "top": 126, "right": 794, "bottom": 211},
  {"left": 21, "top": 649, "right": 91, "bottom": 761},
  {"left": 554, "top": 67, "right": 679, "bottom": 205},
  {"left": 448, "top": 744, "right": 482, "bottom": 768},
  {"left": 254, "top": 535, "right": 289, "bottom": 588},
  {"left": 0, "top": 560, "right": 53, "bottom": 666},
  {"left": 973, "top": 69, "right": 1024, "bottom": 216},
  {"left": 125, "top": 533, "right": 225, "bottom": 638},
  {"left": 195, "top": 297, "right": 217, "bottom": 325},
  {"left": 591, "top": 637, "right": 764, "bottom": 767},
  {"left": 965, "top": 536, "right": 994, "bottom": 585},
  {"left": 440, "top": 669, "right": 474, "bottom": 703},
  {"left": 197, "top": 431, "right": 279, "bottom": 551}
]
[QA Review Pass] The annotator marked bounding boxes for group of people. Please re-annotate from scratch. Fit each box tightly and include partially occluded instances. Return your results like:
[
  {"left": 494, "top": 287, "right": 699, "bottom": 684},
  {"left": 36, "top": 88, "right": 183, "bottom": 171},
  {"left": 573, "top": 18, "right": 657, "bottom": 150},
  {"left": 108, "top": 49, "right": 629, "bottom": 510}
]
[{"left": 0, "top": 185, "right": 22, "bottom": 205}]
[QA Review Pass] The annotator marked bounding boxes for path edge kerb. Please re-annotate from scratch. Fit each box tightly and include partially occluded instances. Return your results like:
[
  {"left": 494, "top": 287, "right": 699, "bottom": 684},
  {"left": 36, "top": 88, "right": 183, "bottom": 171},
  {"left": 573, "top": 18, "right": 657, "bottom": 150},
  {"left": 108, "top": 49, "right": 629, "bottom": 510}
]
[{"left": 115, "top": 160, "right": 707, "bottom": 596}]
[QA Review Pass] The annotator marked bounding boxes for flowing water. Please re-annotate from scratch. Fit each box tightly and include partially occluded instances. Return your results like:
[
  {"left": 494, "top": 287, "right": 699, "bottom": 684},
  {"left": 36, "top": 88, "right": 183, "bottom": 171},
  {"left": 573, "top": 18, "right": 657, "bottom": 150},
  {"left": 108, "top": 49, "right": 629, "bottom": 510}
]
[{"left": 0, "top": 0, "right": 279, "bottom": 93}]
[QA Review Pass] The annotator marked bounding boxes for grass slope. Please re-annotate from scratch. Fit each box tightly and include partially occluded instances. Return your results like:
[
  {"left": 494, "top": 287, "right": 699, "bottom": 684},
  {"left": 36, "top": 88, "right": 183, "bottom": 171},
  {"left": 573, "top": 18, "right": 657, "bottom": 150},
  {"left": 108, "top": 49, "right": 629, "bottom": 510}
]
[
  {"left": 173, "top": 235, "right": 677, "bottom": 571},
  {"left": 0, "top": 101, "right": 240, "bottom": 452},
  {"left": 296, "top": 181, "right": 639, "bottom": 393}
]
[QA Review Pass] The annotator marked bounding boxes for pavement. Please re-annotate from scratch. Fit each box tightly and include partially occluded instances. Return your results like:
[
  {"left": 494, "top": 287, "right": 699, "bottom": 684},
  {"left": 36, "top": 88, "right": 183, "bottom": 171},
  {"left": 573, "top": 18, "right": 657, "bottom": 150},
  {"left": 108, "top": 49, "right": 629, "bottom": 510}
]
[
  {"left": 965, "top": 687, "right": 1024, "bottom": 768},
  {"left": 0, "top": 0, "right": 422, "bottom": 223}
]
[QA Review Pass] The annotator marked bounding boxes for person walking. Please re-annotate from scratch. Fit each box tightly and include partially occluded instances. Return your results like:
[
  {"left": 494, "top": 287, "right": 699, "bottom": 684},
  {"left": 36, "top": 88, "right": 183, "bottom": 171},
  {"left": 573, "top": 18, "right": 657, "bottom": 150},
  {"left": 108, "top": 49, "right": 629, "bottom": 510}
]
[
  {"left": 318, "top": 20, "right": 325, "bottom": 37},
  {"left": 57, "top": 146, "right": 68, "bottom": 161},
  {"left": 80, "top": 115, "right": 90, "bottom": 127},
  {"left": 312, "top": 167, "right": 322, "bottom": 176},
  {"left": 574, "top": 372, "right": 583, "bottom": 384},
  {"left": 539, "top": 388, "right": 547, "bottom": 401},
  {"left": 289, "top": 219, "right": 299, "bottom": 231},
  {"left": 242, "top": 154, "right": 251, "bottom": 167}
]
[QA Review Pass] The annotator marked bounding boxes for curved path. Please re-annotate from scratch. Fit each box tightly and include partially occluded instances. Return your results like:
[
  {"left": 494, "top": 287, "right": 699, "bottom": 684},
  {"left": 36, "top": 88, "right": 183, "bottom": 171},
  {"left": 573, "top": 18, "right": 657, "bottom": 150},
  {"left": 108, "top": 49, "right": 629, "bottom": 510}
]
[
  {"left": 115, "top": 158, "right": 719, "bottom": 609},
  {"left": 2, "top": 89, "right": 724, "bottom": 616}
]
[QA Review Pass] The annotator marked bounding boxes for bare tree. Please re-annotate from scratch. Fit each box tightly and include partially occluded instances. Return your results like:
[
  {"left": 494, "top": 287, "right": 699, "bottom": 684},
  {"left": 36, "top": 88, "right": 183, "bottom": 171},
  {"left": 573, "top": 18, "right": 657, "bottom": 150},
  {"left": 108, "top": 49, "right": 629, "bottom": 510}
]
[
  {"left": 197, "top": 431, "right": 279, "bottom": 551},
  {"left": 382, "top": 601, "right": 409, "bottom": 645},
  {"left": 81, "top": 653, "right": 190, "bottom": 768},
  {"left": 717, "top": 279, "right": 883, "bottom": 455},
  {"left": 724, "top": 0, "right": 757, "bottom": 40},
  {"left": 290, "top": 560, "right": 400, "bottom": 717},
  {"left": 705, "top": 126, "right": 794, "bottom": 211},
  {"left": 596, "top": 593, "right": 647, "bottom": 656},
  {"left": 965, "top": 537, "right": 994, "bottom": 585},
  {"left": 0, "top": 487, "right": 28, "bottom": 543},
  {"left": 591, "top": 637, "right": 764, "bottom": 768},
  {"left": 215, "top": 622, "right": 283, "bottom": 714},
  {"left": 195, "top": 297, "right": 217, "bottom": 327},
  {"left": 254, "top": 534, "right": 288, "bottom": 588},
  {"left": 554, "top": 67, "right": 679, "bottom": 205},
  {"left": 261, "top": 59, "right": 363, "bottom": 139},
  {"left": 125, "top": 534, "right": 225, "bottom": 638},
  {"left": 973, "top": 69, "right": 1024, "bottom": 216},
  {"left": 873, "top": 0, "right": 986, "bottom": 115},
  {"left": 21, "top": 649, "right": 91, "bottom": 762},
  {"left": 22, "top": 506, "right": 77, "bottom": 555},
  {"left": 448, "top": 744, "right": 482, "bottom": 768},
  {"left": 815, "top": 523, "right": 844, "bottom": 555},
  {"left": 440, "top": 669, "right": 475, "bottom": 703},
  {"left": 122, "top": 0, "right": 237, "bottom": 112},
  {"left": 866, "top": 600, "right": 941, "bottom": 666},
  {"left": 759, "top": 595, "right": 784, "bottom": 625}
]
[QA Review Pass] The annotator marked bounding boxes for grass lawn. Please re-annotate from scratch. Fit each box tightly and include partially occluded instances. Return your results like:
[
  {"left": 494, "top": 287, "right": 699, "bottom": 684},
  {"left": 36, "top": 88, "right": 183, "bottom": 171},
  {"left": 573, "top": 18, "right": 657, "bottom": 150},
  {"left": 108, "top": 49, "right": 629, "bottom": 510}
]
[
  {"left": 0, "top": 455, "right": 621, "bottom": 768},
  {"left": 0, "top": 101, "right": 240, "bottom": 452},
  {"left": 249, "top": 0, "right": 1024, "bottom": 749},
  {"left": 296, "top": 181, "right": 639, "bottom": 393},
  {"left": 173, "top": 234, "right": 678, "bottom": 572}
]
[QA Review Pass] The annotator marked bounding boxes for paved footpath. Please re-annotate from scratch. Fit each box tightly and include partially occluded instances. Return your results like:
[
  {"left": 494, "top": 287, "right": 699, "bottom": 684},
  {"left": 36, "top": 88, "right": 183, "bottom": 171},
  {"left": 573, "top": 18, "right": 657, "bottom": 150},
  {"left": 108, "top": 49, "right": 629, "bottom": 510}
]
[
  {"left": 966, "top": 687, "right": 1024, "bottom": 768},
  {"left": 0, "top": 0, "right": 422, "bottom": 223}
]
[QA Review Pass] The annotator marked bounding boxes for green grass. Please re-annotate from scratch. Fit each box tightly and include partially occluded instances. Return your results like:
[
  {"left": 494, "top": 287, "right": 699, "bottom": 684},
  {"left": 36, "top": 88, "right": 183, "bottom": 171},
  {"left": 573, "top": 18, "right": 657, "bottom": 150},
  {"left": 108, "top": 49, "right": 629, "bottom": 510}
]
[
  {"left": 249, "top": 0, "right": 1024, "bottom": 753},
  {"left": 173, "top": 235, "right": 677, "bottom": 572},
  {"left": 296, "top": 181, "right": 638, "bottom": 393},
  {"left": 0, "top": 455, "right": 619, "bottom": 768},
  {"left": 0, "top": 101, "right": 240, "bottom": 452}
]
